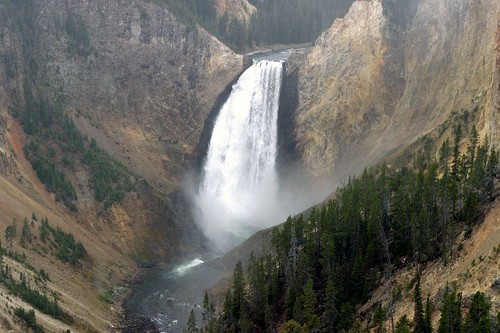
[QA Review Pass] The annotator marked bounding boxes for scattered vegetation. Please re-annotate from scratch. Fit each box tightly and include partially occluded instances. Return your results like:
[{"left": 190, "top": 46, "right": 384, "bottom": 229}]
[
  {"left": 13, "top": 307, "right": 44, "bottom": 333},
  {"left": 1, "top": 267, "right": 73, "bottom": 324},
  {"left": 201, "top": 127, "right": 499, "bottom": 332},
  {"left": 98, "top": 290, "right": 113, "bottom": 305},
  {"left": 3, "top": 214, "right": 86, "bottom": 269},
  {"left": 39, "top": 217, "right": 86, "bottom": 265},
  {"left": 3, "top": 0, "right": 135, "bottom": 212},
  {"left": 0, "top": 214, "right": 85, "bottom": 328},
  {"left": 81, "top": 139, "right": 135, "bottom": 209},
  {"left": 21, "top": 95, "right": 136, "bottom": 211},
  {"left": 24, "top": 140, "right": 78, "bottom": 210}
]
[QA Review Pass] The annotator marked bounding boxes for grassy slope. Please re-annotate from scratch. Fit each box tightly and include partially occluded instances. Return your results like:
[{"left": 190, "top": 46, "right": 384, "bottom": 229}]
[{"left": 0, "top": 114, "right": 137, "bottom": 332}]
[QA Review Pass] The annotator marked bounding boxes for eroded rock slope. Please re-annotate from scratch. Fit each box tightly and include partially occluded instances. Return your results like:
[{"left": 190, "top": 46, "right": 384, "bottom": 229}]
[{"left": 292, "top": 0, "right": 499, "bottom": 183}]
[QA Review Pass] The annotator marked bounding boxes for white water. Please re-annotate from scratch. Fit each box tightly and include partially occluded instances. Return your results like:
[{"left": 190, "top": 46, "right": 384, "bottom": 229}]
[
  {"left": 195, "top": 60, "right": 284, "bottom": 252},
  {"left": 172, "top": 257, "right": 205, "bottom": 277}
]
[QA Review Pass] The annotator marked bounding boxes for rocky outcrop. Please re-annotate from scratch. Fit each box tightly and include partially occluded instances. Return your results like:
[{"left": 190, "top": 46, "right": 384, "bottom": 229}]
[
  {"left": 292, "top": 0, "right": 500, "bottom": 183},
  {"left": 214, "top": 0, "right": 256, "bottom": 24},
  {"left": 20, "top": 0, "right": 244, "bottom": 191},
  {"left": 294, "top": 0, "right": 388, "bottom": 181}
]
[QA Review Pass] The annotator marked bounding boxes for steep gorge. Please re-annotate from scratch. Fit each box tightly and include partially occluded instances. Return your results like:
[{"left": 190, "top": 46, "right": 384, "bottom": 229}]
[{"left": 0, "top": 0, "right": 498, "bottom": 331}]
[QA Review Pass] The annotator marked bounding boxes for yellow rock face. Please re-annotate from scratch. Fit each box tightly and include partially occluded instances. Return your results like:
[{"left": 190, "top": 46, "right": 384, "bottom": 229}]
[{"left": 294, "top": 0, "right": 500, "bottom": 184}]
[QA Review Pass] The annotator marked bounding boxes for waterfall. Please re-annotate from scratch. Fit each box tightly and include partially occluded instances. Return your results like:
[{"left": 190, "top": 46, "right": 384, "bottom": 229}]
[{"left": 195, "top": 60, "right": 284, "bottom": 252}]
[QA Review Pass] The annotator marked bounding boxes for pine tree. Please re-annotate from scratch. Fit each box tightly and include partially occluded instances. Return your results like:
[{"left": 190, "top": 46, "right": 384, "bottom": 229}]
[
  {"left": 248, "top": 252, "right": 267, "bottom": 329},
  {"left": 278, "top": 320, "right": 305, "bottom": 333},
  {"left": 413, "top": 278, "right": 426, "bottom": 333},
  {"left": 202, "top": 291, "right": 210, "bottom": 327},
  {"left": 231, "top": 260, "right": 247, "bottom": 330},
  {"left": 187, "top": 308, "right": 198, "bottom": 333},
  {"left": 464, "top": 292, "right": 491, "bottom": 333},
  {"left": 323, "top": 276, "right": 338, "bottom": 332},
  {"left": 467, "top": 125, "right": 479, "bottom": 172},
  {"left": 396, "top": 315, "right": 413, "bottom": 333},
  {"left": 221, "top": 288, "right": 233, "bottom": 330},
  {"left": 451, "top": 125, "right": 462, "bottom": 179},
  {"left": 373, "top": 303, "right": 386, "bottom": 333},
  {"left": 438, "top": 284, "right": 462, "bottom": 333},
  {"left": 348, "top": 318, "right": 366, "bottom": 333},
  {"left": 337, "top": 302, "right": 355, "bottom": 332},
  {"left": 424, "top": 294, "right": 433, "bottom": 333},
  {"left": 5, "top": 219, "right": 17, "bottom": 251},
  {"left": 22, "top": 217, "right": 32, "bottom": 244},
  {"left": 302, "top": 277, "right": 319, "bottom": 329}
]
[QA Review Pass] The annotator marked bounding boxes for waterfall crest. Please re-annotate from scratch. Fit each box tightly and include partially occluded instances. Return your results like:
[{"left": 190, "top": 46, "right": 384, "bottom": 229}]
[{"left": 195, "top": 60, "right": 284, "bottom": 251}]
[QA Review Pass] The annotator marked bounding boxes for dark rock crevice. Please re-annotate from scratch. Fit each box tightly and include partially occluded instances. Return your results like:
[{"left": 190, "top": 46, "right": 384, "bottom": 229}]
[{"left": 276, "top": 63, "right": 301, "bottom": 183}]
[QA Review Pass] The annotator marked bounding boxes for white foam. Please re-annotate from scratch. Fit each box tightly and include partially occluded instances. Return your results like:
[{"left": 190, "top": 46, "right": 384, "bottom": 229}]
[{"left": 172, "top": 258, "right": 204, "bottom": 277}]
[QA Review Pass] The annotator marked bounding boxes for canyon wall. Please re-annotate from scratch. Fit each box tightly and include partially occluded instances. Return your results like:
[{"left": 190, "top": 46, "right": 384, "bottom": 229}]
[
  {"left": 292, "top": 0, "right": 500, "bottom": 183},
  {"left": 0, "top": 0, "right": 244, "bottom": 330}
]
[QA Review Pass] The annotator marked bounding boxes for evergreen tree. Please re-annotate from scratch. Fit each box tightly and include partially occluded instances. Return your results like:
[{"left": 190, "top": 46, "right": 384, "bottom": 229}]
[
  {"left": 464, "top": 292, "right": 491, "bottom": 333},
  {"left": 5, "top": 219, "right": 17, "bottom": 251},
  {"left": 337, "top": 302, "right": 355, "bottom": 332},
  {"left": 231, "top": 260, "right": 247, "bottom": 330},
  {"left": 323, "top": 276, "right": 338, "bottom": 332},
  {"left": 396, "top": 315, "right": 413, "bottom": 333},
  {"left": 424, "top": 294, "right": 433, "bottom": 333},
  {"left": 413, "top": 278, "right": 426, "bottom": 333},
  {"left": 248, "top": 252, "right": 268, "bottom": 329},
  {"left": 22, "top": 217, "right": 32, "bottom": 244},
  {"left": 438, "top": 284, "right": 462, "bottom": 333},
  {"left": 40, "top": 217, "right": 49, "bottom": 243},
  {"left": 187, "top": 308, "right": 198, "bottom": 333},
  {"left": 278, "top": 319, "right": 305, "bottom": 333},
  {"left": 348, "top": 318, "right": 366, "bottom": 333},
  {"left": 205, "top": 134, "right": 499, "bottom": 332},
  {"left": 373, "top": 303, "right": 386, "bottom": 333},
  {"left": 202, "top": 291, "right": 210, "bottom": 327},
  {"left": 221, "top": 288, "right": 233, "bottom": 330},
  {"left": 302, "top": 277, "right": 319, "bottom": 329}
]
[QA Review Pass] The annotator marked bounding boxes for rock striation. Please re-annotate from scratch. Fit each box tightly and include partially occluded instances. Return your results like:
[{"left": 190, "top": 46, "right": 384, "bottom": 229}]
[
  {"left": 1, "top": 0, "right": 244, "bottom": 191},
  {"left": 292, "top": 0, "right": 500, "bottom": 183}
]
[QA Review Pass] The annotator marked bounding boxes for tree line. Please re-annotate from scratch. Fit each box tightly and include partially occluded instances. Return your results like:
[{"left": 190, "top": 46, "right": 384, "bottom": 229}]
[
  {"left": 156, "top": 0, "right": 353, "bottom": 51},
  {"left": 193, "top": 126, "right": 498, "bottom": 332}
]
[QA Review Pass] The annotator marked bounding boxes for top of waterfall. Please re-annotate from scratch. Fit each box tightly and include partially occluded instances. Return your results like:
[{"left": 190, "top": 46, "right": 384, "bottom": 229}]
[
  {"left": 250, "top": 46, "right": 310, "bottom": 62},
  {"left": 252, "top": 58, "right": 284, "bottom": 65}
]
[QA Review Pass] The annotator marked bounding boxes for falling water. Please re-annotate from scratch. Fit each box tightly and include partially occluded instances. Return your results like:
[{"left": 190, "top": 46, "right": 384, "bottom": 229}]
[{"left": 195, "top": 60, "right": 284, "bottom": 252}]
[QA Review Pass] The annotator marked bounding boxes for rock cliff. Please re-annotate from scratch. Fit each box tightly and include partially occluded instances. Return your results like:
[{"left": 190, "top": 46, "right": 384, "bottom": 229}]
[
  {"left": 292, "top": 0, "right": 500, "bottom": 183},
  {"left": 0, "top": 0, "right": 243, "bottom": 331},
  {"left": 0, "top": 0, "right": 245, "bottom": 267},
  {"left": 214, "top": 0, "right": 256, "bottom": 24},
  {"left": 34, "top": 0, "right": 244, "bottom": 189}
]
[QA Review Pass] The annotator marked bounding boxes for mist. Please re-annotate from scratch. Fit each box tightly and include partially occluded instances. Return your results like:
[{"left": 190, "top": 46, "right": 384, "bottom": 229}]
[
  {"left": 186, "top": 60, "right": 333, "bottom": 254},
  {"left": 188, "top": 165, "right": 329, "bottom": 254}
]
